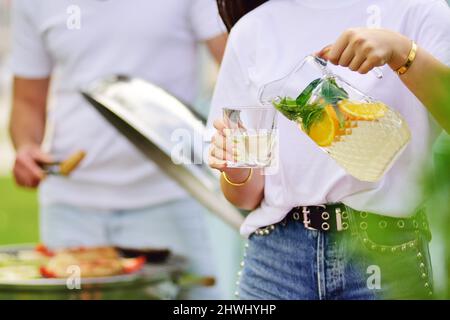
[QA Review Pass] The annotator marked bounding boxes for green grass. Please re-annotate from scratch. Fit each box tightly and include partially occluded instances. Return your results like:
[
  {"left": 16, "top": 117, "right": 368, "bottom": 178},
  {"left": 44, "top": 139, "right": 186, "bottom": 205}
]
[{"left": 0, "top": 176, "right": 39, "bottom": 245}]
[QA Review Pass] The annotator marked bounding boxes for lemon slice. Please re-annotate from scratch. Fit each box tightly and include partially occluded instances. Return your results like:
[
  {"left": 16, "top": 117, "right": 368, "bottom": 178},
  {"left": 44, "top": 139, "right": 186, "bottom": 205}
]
[
  {"left": 338, "top": 100, "right": 387, "bottom": 121},
  {"left": 307, "top": 105, "right": 339, "bottom": 147}
]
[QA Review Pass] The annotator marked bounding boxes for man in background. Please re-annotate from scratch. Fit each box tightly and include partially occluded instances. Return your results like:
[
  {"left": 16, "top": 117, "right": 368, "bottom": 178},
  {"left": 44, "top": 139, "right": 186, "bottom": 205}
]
[{"left": 10, "top": 0, "right": 226, "bottom": 299}]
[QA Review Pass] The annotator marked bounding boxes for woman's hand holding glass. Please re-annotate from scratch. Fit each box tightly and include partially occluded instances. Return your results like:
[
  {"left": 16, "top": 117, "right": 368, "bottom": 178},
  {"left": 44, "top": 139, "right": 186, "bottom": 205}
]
[
  {"left": 209, "top": 119, "right": 253, "bottom": 184},
  {"left": 209, "top": 119, "right": 232, "bottom": 171},
  {"left": 209, "top": 117, "right": 264, "bottom": 210}
]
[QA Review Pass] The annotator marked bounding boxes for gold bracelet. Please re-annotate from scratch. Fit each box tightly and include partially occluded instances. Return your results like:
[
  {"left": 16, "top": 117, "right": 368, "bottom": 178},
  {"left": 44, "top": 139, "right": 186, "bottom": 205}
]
[
  {"left": 396, "top": 41, "right": 418, "bottom": 76},
  {"left": 222, "top": 169, "right": 253, "bottom": 187}
]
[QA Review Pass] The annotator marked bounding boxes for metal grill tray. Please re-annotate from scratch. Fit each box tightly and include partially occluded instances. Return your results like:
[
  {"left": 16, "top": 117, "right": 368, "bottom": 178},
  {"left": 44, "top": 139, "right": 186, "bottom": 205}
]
[
  {"left": 81, "top": 76, "right": 244, "bottom": 230},
  {"left": 0, "top": 244, "right": 187, "bottom": 290}
]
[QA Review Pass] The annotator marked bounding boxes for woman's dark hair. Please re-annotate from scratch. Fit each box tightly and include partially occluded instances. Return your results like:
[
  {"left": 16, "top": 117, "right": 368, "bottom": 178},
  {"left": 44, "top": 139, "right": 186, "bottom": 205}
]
[{"left": 217, "top": 0, "right": 269, "bottom": 32}]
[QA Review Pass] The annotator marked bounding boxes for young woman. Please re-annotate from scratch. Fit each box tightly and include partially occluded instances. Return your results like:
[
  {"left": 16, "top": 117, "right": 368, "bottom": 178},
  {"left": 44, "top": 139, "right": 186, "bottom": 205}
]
[{"left": 208, "top": 0, "right": 450, "bottom": 299}]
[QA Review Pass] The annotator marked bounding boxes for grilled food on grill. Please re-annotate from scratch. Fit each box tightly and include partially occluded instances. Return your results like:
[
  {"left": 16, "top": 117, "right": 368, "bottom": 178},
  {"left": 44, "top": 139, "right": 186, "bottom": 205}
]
[
  {"left": 0, "top": 245, "right": 149, "bottom": 280},
  {"left": 40, "top": 247, "right": 146, "bottom": 278},
  {"left": 116, "top": 247, "right": 171, "bottom": 263}
]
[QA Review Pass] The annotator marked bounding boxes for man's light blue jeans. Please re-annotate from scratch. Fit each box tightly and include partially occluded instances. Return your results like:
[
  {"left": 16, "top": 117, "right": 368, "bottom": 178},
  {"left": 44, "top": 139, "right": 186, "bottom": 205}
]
[{"left": 40, "top": 198, "right": 222, "bottom": 299}]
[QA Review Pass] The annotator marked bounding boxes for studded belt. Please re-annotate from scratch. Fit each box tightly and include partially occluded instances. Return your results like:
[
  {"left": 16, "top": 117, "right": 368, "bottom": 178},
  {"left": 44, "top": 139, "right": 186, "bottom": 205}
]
[
  {"left": 253, "top": 203, "right": 430, "bottom": 237},
  {"left": 285, "top": 204, "right": 349, "bottom": 232},
  {"left": 283, "top": 204, "right": 430, "bottom": 234}
]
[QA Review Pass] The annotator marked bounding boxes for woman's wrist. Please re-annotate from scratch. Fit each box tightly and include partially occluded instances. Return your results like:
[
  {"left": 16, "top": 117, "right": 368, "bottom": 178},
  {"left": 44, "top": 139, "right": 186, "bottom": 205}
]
[
  {"left": 388, "top": 33, "right": 413, "bottom": 72},
  {"left": 222, "top": 168, "right": 253, "bottom": 186}
]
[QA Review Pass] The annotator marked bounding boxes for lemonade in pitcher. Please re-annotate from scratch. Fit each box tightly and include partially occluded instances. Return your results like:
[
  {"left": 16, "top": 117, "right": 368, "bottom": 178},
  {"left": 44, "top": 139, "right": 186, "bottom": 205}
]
[{"left": 261, "top": 55, "right": 411, "bottom": 182}]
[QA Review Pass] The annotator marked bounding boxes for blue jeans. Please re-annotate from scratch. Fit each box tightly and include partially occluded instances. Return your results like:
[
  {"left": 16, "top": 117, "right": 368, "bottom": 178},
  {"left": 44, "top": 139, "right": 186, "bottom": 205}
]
[{"left": 238, "top": 209, "right": 433, "bottom": 300}]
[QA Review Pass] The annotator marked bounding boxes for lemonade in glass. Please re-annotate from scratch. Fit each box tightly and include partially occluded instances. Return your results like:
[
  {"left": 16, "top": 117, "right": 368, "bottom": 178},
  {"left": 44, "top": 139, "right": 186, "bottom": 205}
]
[{"left": 223, "top": 107, "right": 278, "bottom": 168}]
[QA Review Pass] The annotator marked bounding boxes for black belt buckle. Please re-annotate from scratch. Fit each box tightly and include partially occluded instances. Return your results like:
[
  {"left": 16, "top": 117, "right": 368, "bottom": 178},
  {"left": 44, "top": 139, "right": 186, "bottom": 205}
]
[
  {"left": 302, "top": 207, "right": 317, "bottom": 231},
  {"left": 335, "top": 207, "right": 344, "bottom": 232},
  {"left": 299, "top": 204, "right": 346, "bottom": 232}
]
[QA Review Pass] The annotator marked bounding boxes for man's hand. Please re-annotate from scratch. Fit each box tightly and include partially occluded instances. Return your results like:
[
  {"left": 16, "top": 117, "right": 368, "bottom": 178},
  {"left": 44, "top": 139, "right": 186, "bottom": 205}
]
[{"left": 13, "top": 145, "right": 52, "bottom": 188}]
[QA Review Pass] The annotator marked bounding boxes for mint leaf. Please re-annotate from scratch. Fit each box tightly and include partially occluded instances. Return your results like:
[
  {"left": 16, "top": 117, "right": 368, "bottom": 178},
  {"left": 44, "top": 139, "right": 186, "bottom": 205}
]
[
  {"left": 297, "top": 102, "right": 325, "bottom": 133},
  {"left": 273, "top": 97, "right": 301, "bottom": 121},
  {"left": 296, "top": 78, "right": 321, "bottom": 107},
  {"left": 321, "top": 77, "right": 348, "bottom": 105},
  {"left": 274, "top": 78, "right": 347, "bottom": 134}
]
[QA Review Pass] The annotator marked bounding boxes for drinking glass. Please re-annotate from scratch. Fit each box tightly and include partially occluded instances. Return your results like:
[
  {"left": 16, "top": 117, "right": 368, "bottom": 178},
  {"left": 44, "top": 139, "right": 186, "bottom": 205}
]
[{"left": 223, "top": 106, "right": 278, "bottom": 168}]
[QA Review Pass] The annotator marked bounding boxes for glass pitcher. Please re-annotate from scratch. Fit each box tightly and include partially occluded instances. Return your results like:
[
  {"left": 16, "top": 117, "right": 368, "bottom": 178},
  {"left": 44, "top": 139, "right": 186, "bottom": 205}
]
[{"left": 259, "top": 55, "right": 411, "bottom": 182}]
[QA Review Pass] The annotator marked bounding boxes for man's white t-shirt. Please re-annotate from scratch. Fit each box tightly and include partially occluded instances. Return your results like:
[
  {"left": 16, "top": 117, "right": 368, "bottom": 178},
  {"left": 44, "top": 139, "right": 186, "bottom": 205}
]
[
  {"left": 208, "top": 0, "right": 450, "bottom": 237},
  {"left": 12, "top": 0, "right": 225, "bottom": 209}
]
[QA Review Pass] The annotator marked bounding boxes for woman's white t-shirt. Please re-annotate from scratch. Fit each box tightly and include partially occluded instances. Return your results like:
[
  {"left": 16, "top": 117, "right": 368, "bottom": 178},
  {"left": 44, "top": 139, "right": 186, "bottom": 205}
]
[{"left": 208, "top": 0, "right": 450, "bottom": 237}]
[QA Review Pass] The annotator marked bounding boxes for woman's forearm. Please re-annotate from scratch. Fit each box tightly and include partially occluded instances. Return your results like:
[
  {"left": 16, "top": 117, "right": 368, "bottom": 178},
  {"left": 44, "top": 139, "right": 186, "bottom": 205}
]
[
  {"left": 319, "top": 29, "right": 450, "bottom": 133},
  {"left": 209, "top": 119, "right": 266, "bottom": 210},
  {"left": 360, "top": 32, "right": 450, "bottom": 132},
  {"left": 220, "top": 168, "right": 265, "bottom": 211},
  {"left": 397, "top": 47, "right": 450, "bottom": 133}
]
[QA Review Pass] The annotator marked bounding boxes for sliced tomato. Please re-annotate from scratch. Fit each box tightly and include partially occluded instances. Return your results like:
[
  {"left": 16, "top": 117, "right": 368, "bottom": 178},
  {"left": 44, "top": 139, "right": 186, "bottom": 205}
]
[
  {"left": 35, "top": 244, "right": 55, "bottom": 257},
  {"left": 40, "top": 266, "right": 57, "bottom": 278},
  {"left": 122, "top": 256, "right": 146, "bottom": 274}
]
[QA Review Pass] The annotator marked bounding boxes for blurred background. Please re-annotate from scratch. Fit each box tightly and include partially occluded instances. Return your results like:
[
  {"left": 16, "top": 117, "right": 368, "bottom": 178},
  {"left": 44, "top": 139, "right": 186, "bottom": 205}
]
[
  {"left": 0, "top": 0, "right": 243, "bottom": 300},
  {"left": 1, "top": 0, "right": 449, "bottom": 300}
]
